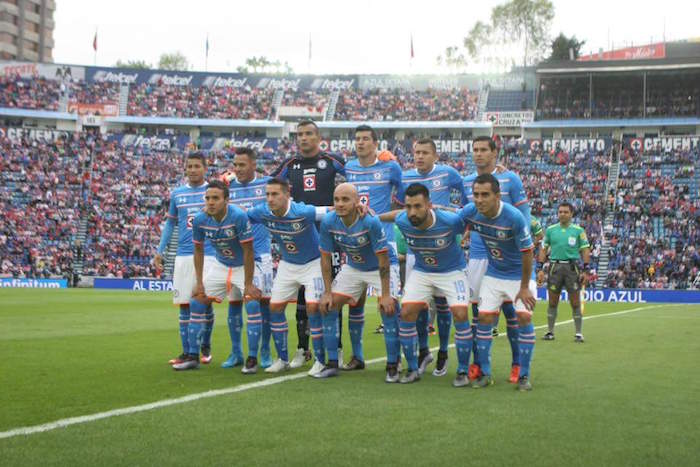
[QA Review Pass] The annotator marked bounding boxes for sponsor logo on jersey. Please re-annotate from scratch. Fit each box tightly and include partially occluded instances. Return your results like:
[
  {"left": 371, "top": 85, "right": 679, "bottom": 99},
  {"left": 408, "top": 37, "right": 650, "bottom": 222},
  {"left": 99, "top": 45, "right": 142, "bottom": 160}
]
[{"left": 317, "top": 159, "right": 328, "bottom": 169}]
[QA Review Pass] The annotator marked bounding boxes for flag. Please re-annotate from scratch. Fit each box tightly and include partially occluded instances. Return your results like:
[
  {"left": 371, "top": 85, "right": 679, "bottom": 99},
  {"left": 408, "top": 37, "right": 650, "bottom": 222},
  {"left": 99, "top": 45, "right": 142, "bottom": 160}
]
[
  {"left": 205, "top": 34, "right": 209, "bottom": 58},
  {"left": 93, "top": 30, "right": 97, "bottom": 51},
  {"left": 410, "top": 34, "right": 414, "bottom": 59}
]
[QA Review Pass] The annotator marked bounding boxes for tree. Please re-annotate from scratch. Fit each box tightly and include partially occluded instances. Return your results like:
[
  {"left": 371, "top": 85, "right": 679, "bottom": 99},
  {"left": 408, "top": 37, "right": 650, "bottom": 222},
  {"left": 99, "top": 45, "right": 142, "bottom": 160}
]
[
  {"left": 114, "top": 59, "right": 151, "bottom": 69},
  {"left": 548, "top": 33, "right": 585, "bottom": 61},
  {"left": 158, "top": 52, "right": 190, "bottom": 71},
  {"left": 236, "top": 56, "right": 294, "bottom": 74}
]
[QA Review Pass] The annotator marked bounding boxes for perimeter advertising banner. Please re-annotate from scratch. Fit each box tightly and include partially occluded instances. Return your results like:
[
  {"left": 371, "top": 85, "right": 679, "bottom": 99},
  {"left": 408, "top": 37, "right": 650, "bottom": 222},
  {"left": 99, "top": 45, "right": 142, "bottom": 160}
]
[
  {"left": 93, "top": 278, "right": 174, "bottom": 291},
  {"left": 536, "top": 288, "right": 700, "bottom": 304},
  {"left": 1, "top": 278, "right": 68, "bottom": 288},
  {"left": 625, "top": 136, "right": 700, "bottom": 152}
]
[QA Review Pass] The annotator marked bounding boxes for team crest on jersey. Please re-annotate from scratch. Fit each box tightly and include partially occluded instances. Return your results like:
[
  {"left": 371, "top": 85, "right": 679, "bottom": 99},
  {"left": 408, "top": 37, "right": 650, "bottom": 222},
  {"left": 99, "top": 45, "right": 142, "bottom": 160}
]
[
  {"left": 303, "top": 174, "right": 316, "bottom": 191},
  {"left": 497, "top": 231, "right": 506, "bottom": 239},
  {"left": 317, "top": 159, "right": 328, "bottom": 169},
  {"left": 224, "top": 228, "right": 234, "bottom": 237},
  {"left": 357, "top": 236, "right": 367, "bottom": 245},
  {"left": 292, "top": 222, "right": 302, "bottom": 231},
  {"left": 285, "top": 243, "right": 298, "bottom": 253},
  {"left": 373, "top": 171, "right": 382, "bottom": 180},
  {"left": 351, "top": 254, "right": 365, "bottom": 263},
  {"left": 359, "top": 194, "right": 370, "bottom": 206},
  {"left": 424, "top": 256, "right": 438, "bottom": 266},
  {"left": 436, "top": 238, "right": 446, "bottom": 247},
  {"left": 432, "top": 180, "right": 441, "bottom": 187},
  {"left": 255, "top": 188, "right": 263, "bottom": 195}
]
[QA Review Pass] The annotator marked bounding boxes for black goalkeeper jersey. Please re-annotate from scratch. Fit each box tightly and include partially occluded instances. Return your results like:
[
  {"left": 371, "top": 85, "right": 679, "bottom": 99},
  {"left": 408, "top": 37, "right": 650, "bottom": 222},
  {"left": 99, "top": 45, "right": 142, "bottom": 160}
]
[{"left": 271, "top": 152, "right": 346, "bottom": 207}]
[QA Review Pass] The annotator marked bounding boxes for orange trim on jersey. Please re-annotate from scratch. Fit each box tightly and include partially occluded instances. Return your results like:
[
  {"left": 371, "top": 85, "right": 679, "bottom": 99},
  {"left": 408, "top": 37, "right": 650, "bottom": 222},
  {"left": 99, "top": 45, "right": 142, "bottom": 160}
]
[{"left": 226, "top": 267, "right": 233, "bottom": 295}]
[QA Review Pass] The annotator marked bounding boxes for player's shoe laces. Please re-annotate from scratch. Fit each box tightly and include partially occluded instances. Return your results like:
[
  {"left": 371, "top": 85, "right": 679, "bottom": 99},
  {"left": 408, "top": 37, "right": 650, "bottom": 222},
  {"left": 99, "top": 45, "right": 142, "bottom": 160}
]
[
  {"left": 385, "top": 363, "right": 399, "bottom": 383},
  {"left": 168, "top": 353, "right": 187, "bottom": 365},
  {"left": 307, "top": 360, "right": 325, "bottom": 377},
  {"left": 517, "top": 376, "right": 533, "bottom": 391},
  {"left": 432, "top": 350, "right": 448, "bottom": 376},
  {"left": 200, "top": 346, "right": 212, "bottom": 365},
  {"left": 471, "top": 374, "right": 495, "bottom": 389},
  {"left": 375, "top": 324, "right": 384, "bottom": 334},
  {"left": 468, "top": 363, "right": 482, "bottom": 381},
  {"left": 172, "top": 354, "right": 199, "bottom": 371},
  {"left": 543, "top": 332, "right": 555, "bottom": 341},
  {"left": 574, "top": 333, "right": 585, "bottom": 343},
  {"left": 264, "top": 359, "right": 290, "bottom": 373},
  {"left": 418, "top": 350, "right": 434, "bottom": 376},
  {"left": 399, "top": 369, "right": 421, "bottom": 384},
  {"left": 509, "top": 365, "right": 520, "bottom": 384},
  {"left": 289, "top": 348, "right": 308, "bottom": 369},
  {"left": 452, "top": 372, "right": 470, "bottom": 387},
  {"left": 428, "top": 324, "right": 436, "bottom": 336},
  {"left": 341, "top": 357, "right": 365, "bottom": 371},
  {"left": 260, "top": 348, "right": 273, "bottom": 369},
  {"left": 221, "top": 352, "right": 244, "bottom": 368},
  {"left": 313, "top": 361, "right": 339, "bottom": 379},
  {"left": 241, "top": 357, "right": 258, "bottom": 374}
]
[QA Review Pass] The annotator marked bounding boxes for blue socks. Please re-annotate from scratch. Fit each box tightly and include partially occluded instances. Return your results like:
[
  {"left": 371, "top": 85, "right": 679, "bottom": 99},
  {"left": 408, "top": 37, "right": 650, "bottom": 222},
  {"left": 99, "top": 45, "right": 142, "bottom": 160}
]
[
  {"left": 435, "top": 297, "right": 452, "bottom": 352},
  {"left": 309, "top": 312, "right": 326, "bottom": 363},
  {"left": 187, "top": 299, "right": 207, "bottom": 356},
  {"left": 381, "top": 312, "right": 400, "bottom": 365},
  {"left": 502, "top": 303, "right": 520, "bottom": 366},
  {"left": 348, "top": 305, "right": 364, "bottom": 362},
  {"left": 260, "top": 302, "right": 271, "bottom": 356},
  {"left": 518, "top": 323, "right": 536, "bottom": 378},
  {"left": 476, "top": 323, "right": 494, "bottom": 376},
  {"left": 454, "top": 321, "right": 473, "bottom": 374},
  {"left": 416, "top": 309, "right": 429, "bottom": 350},
  {"left": 471, "top": 303, "right": 480, "bottom": 361},
  {"left": 201, "top": 303, "right": 214, "bottom": 348},
  {"left": 322, "top": 310, "right": 340, "bottom": 362},
  {"left": 178, "top": 304, "right": 190, "bottom": 354},
  {"left": 227, "top": 301, "right": 243, "bottom": 357},
  {"left": 245, "top": 300, "right": 262, "bottom": 359},
  {"left": 399, "top": 320, "right": 418, "bottom": 371},
  {"left": 269, "top": 312, "right": 289, "bottom": 362}
]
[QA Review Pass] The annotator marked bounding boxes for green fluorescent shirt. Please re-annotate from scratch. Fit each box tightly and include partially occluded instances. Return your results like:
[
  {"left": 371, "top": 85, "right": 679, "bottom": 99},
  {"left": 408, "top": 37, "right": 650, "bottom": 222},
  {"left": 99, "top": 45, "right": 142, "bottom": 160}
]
[
  {"left": 543, "top": 223, "right": 590, "bottom": 260},
  {"left": 531, "top": 217, "right": 543, "bottom": 238},
  {"left": 394, "top": 224, "right": 407, "bottom": 255}
]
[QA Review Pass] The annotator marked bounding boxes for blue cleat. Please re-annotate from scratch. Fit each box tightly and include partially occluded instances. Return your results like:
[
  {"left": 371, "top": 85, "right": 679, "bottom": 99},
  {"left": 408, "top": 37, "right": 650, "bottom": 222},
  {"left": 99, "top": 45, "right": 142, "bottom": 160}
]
[
  {"left": 260, "top": 348, "right": 273, "bottom": 369},
  {"left": 221, "top": 353, "right": 244, "bottom": 368}
]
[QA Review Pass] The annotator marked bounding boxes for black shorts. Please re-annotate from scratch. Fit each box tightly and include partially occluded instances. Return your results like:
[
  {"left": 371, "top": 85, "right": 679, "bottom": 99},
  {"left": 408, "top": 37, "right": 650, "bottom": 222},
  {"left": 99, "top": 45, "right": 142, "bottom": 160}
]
[{"left": 547, "top": 262, "right": 581, "bottom": 295}]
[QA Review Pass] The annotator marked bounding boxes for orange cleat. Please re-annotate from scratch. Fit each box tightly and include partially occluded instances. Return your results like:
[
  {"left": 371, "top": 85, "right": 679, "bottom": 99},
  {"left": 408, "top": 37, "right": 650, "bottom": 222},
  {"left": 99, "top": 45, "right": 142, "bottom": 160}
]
[
  {"left": 509, "top": 365, "right": 520, "bottom": 384},
  {"left": 168, "top": 353, "right": 187, "bottom": 365},
  {"left": 468, "top": 363, "right": 482, "bottom": 381}
]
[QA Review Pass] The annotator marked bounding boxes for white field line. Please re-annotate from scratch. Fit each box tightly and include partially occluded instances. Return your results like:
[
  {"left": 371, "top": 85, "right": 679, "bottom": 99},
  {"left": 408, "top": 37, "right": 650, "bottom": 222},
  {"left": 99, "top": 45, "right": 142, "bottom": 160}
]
[{"left": 0, "top": 303, "right": 671, "bottom": 440}]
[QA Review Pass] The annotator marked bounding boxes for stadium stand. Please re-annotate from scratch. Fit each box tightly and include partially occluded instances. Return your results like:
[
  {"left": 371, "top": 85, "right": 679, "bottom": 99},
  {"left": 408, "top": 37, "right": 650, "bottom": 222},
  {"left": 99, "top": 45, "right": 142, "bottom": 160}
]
[
  {"left": 0, "top": 75, "right": 61, "bottom": 111},
  {"left": 486, "top": 89, "right": 535, "bottom": 111}
]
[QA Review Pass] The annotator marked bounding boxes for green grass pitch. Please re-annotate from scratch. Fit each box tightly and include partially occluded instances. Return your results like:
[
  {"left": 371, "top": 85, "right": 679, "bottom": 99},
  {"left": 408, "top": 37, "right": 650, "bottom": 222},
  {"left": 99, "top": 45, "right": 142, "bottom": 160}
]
[{"left": 1, "top": 289, "right": 699, "bottom": 466}]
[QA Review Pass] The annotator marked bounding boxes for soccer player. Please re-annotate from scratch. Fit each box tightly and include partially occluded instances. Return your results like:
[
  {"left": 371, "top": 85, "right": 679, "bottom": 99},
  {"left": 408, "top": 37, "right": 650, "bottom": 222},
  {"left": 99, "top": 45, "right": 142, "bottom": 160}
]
[
  {"left": 246, "top": 178, "right": 330, "bottom": 374},
  {"left": 318, "top": 183, "right": 401, "bottom": 380},
  {"left": 401, "top": 138, "right": 467, "bottom": 377},
  {"left": 379, "top": 183, "right": 472, "bottom": 386},
  {"left": 271, "top": 120, "right": 346, "bottom": 368},
  {"left": 174, "top": 180, "right": 262, "bottom": 370},
  {"left": 224, "top": 147, "right": 274, "bottom": 370},
  {"left": 458, "top": 174, "right": 537, "bottom": 391},
  {"left": 463, "top": 135, "right": 532, "bottom": 384},
  {"left": 538, "top": 202, "right": 591, "bottom": 343},
  {"left": 343, "top": 124, "right": 404, "bottom": 369},
  {"left": 155, "top": 153, "right": 216, "bottom": 366}
]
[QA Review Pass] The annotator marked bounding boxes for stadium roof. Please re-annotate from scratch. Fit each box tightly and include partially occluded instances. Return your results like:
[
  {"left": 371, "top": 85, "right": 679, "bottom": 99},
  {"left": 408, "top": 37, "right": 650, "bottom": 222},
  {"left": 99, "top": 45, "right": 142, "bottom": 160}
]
[
  {"left": 317, "top": 121, "right": 492, "bottom": 130},
  {"left": 536, "top": 56, "right": 700, "bottom": 74},
  {"left": 524, "top": 117, "right": 700, "bottom": 129},
  {"left": 104, "top": 116, "right": 285, "bottom": 128},
  {"left": 0, "top": 107, "right": 79, "bottom": 120}
]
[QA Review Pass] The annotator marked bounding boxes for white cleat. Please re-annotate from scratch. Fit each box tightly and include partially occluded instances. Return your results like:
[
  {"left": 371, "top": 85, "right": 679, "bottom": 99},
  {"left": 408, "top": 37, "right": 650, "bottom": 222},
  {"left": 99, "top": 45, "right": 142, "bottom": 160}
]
[
  {"left": 264, "top": 359, "right": 290, "bottom": 373},
  {"left": 307, "top": 360, "right": 325, "bottom": 377},
  {"left": 289, "top": 348, "right": 307, "bottom": 369}
]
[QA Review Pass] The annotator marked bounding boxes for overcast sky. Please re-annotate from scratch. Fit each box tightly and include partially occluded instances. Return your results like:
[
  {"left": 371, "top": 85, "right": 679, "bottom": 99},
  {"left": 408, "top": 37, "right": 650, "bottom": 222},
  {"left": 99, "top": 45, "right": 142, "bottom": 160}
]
[{"left": 53, "top": 0, "right": 698, "bottom": 74}]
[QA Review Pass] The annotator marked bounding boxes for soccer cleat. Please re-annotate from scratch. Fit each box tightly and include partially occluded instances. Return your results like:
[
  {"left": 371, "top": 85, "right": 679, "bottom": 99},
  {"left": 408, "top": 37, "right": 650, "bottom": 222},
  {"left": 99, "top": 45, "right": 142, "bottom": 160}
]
[
  {"left": 168, "top": 353, "right": 187, "bottom": 365},
  {"left": 543, "top": 332, "right": 555, "bottom": 341},
  {"left": 385, "top": 364, "right": 400, "bottom": 383},
  {"left": 307, "top": 360, "right": 325, "bottom": 377},
  {"left": 432, "top": 350, "right": 448, "bottom": 377},
  {"left": 575, "top": 333, "right": 585, "bottom": 343},
  {"left": 289, "top": 348, "right": 308, "bottom": 369},
  {"left": 492, "top": 327, "right": 499, "bottom": 337},
  {"left": 517, "top": 376, "right": 533, "bottom": 391},
  {"left": 221, "top": 353, "right": 244, "bottom": 368},
  {"left": 172, "top": 355, "right": 199, "bottom": 371},
  {"left": 399, "top": 370, "right": 421, "bottom": 384},
  {"left": 200, "top": 346, "right": 212, "bottom": 365},
  {"left": 341, "top": 357, "right": 366, "bottom": 371},
  {"left": 241, "top": 357, "right": 258, "bottom": 374},
  {"left": 264, "top": 359, "right": 290, "bottom": 373},
  {"left": 418, "top": 350, "right": 434, "bottom": 376},
  {"left": 468, "top": 363, "right": 482, "bottom": 381},
  {"left": 509, "top": 365, "right": 521, "bottom": 384},
  {"left": 428, "top": 324, "right": 436, "bottom": 336},
  {"left": 313, "top": 362, "right": 339, "bottom": 379},
  {"left": 260, "top": 348, "right": 273, "bottom": 369},
  {"left": 375, "top": 324, "right": 384, "bottom": 334},
  {"left": 471, "top": 375, "right": 495, "bottom": 389},
  {"left": 452, "top": 372, "right": 470, "bottom": 387}
]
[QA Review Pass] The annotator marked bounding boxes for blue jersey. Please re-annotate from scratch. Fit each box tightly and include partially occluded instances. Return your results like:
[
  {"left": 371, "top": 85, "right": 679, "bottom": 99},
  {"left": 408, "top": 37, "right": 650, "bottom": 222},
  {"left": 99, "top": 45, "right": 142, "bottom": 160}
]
[
  {"left": 228, "top": 176, "right": 271, "bottom": 257},
  {"left": 319, "top": 212, "right": 396, "bottom": 271},
  {"left": 395, "top": 210, "right": 466, "bottom": 273},
  {"left": 463, "top": 170, "right": 530, "bottom": 260},
  {"left": 166, "top": 183, "right": 215, "bottom": 256},
  {"left": 458, "top": 202, "right": 534, "bottom": 280},
  {"left": 345, "top": 158, "right": 404, "bottom": 242},
  {"left": 191, "top": 205, "right": 254, "bottom": 267},
  {"left": 401, "top": 165, "right": 467, "bottom": 208},
  {"left": 247, "top": 201, "right": 321, "bottom": 265}
]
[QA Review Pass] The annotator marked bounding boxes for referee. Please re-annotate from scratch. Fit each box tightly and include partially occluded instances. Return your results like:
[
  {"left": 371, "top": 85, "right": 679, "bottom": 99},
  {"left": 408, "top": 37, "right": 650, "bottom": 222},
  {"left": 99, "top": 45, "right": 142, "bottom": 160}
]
[
  {"left": 537, "top": 202, "right": 591, "bottom": 343},
  {"left": 271, "top": 120, "right": 346, "bottom": 367}
]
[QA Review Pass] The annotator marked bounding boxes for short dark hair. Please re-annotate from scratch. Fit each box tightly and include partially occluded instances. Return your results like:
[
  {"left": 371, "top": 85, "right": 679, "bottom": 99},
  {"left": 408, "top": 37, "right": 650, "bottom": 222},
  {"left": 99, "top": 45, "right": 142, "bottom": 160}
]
[
  {"left": 207, "top": 179, "right": 229, "bottom": 198},
  {"left": 297, "top": 120, "right": 319, "bottom": 134},
  {"left": 235, "top": 147, "right": 257, "bottom": 161},
  {"left": 415, "top": 138, "right": 437, "bottom": 154},
  {"left": 473, "top": 173, "right": 500, "bottom": 194},
  {"left": 473, "top": 136, "right": 496, "bottom": 151},
  {"left": 405, "top": 183, "right": 430, "bottom": 199},
  {"left": 354, "top": 124, "right": 377, "bottom": 142},
  {"left": 186, "top": 152, "right": 207, "bottom": 166},
  {"left": 559, "top": 202, "right": 575, "bottom": 213},
  {"left": 267, "top": 177, "right": 290, "bottom": 193}
]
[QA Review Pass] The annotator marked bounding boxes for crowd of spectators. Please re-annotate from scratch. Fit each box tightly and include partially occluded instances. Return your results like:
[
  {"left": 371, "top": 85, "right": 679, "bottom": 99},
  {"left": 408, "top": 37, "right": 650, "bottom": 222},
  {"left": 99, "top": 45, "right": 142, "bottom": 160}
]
[
  {"left": 281, "top": 90, "right": 328, "bottom": 114},
  {"left": 0, "top": 76, "right": 60, "bottom": 111}
]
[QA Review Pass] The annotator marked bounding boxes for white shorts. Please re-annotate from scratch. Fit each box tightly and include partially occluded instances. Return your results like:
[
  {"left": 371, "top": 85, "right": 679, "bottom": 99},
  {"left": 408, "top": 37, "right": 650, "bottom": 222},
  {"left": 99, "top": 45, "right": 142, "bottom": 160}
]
[
  {"left": 332, "top": 263, "right": 400, "bottom": 305},
  {"left": 402, "top": 269, "right": 470, "bottom": 308},
  {"left": 405, "top": 253, "right": 416, "bottom": 278},
  {"left": 172, "top": 255, "right": 216, "bottom": 304},
  {"left": 203, "top": 258, "right": 254, "bottom": 303},
  {"left": 466, "top": 258, "right": 489, "bottom": 305},
  {"left": 479, "top": 276, "right": 538, "bottom": 315},
  {"left": 270, "top": 258, "right": 324, "bottom": 305},
  {"left": 254, "top": 253, "right": 273, "bottom": 299}
]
